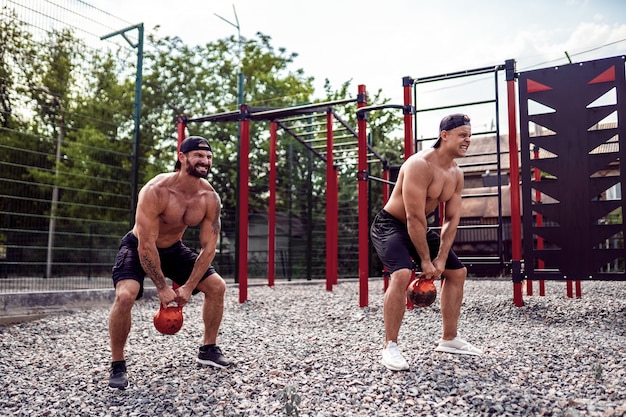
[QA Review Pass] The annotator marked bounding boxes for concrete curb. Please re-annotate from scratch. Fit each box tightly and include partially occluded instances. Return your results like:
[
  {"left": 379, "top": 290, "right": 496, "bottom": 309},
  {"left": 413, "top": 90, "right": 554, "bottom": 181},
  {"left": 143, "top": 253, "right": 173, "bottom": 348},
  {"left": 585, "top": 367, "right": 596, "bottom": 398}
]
[
  {"left": 0, "top": 288, "right": 157, "bottom": 326},
  {"left": 0, "top": 279, "right": 326, "bottom": 325},
  {"left": 0, "top": 278, "right": 369, "bottom": 325}
]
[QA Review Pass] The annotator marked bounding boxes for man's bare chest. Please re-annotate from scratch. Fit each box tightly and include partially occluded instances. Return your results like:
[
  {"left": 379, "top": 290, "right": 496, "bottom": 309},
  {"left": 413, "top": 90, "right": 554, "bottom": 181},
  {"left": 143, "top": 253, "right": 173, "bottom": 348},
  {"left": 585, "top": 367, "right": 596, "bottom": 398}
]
[
  {"left": 160, "top": 197, "right": 206, "bottom": 227},
  {"left": 426, "top": 174, "right": 457, "bottom": 203}
]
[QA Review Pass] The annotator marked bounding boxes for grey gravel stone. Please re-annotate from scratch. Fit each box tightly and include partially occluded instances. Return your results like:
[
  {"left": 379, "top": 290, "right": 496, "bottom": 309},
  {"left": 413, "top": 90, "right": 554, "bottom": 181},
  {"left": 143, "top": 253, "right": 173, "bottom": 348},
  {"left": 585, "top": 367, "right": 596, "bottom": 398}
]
[{"left": 0, "top": 279, "right": 625, "bottom": 416}]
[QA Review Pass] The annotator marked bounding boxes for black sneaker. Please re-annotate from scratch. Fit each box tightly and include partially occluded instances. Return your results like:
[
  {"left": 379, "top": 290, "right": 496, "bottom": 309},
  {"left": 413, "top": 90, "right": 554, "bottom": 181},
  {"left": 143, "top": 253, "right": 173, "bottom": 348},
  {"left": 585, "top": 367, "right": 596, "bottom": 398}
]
[
  {"left": 197, "top": 345, "right": 233, "bottom": 369},
  {"left": 108, "top": 361, "right": 129, "bottom": 390}
]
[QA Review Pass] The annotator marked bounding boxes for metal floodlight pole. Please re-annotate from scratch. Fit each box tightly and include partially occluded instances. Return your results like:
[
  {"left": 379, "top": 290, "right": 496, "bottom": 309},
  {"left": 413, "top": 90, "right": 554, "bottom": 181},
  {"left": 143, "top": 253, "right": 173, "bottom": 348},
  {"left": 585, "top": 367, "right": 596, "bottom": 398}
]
[
  {"left": 215, "top": 6, "right": 245, "bottom": 282},
  {"left": 38, "top": 87, "right": 64, "bottom": 279},
  {"left": 101, "top": 23, "right": 144, "bottom": 228},
  {"left": 215, "top": 5, "right": 244, "bottom": 106}
]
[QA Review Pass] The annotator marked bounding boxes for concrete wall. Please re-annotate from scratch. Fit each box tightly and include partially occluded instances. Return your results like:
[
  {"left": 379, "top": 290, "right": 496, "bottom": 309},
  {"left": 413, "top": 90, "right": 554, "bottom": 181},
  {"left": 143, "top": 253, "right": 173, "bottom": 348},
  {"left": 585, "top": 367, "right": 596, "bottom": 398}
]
[{"left": 0, "top": 288, "right": 157, "bottom": 325}]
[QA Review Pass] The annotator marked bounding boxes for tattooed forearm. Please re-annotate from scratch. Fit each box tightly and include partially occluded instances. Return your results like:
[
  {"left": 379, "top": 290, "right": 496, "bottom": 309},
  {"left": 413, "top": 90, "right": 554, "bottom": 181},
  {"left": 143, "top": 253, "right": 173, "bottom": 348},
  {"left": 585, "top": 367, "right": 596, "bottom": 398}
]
[
  {"left": 212, "top": 204, "right": 221, "bottom": 236},
  {"left": 140, "top": 254, "right": 167, "bottom": 290}
]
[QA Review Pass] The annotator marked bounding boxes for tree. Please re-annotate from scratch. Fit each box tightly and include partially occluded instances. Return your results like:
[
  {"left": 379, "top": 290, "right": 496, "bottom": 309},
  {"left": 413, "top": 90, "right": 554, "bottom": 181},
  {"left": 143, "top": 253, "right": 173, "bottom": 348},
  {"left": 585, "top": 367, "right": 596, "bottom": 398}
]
[
  {"left": 141, "top": 31, "right": 317, "bottom": 248},
  {"left": 0, "top": 7, "right": 406, "bottom": 278}
]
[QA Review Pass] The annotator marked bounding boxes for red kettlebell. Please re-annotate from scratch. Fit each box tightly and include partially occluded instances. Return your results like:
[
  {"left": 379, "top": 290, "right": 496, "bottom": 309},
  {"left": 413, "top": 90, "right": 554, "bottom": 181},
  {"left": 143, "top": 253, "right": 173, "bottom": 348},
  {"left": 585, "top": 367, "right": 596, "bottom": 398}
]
[
  {"left": 153, "top": 304, "right": 184, "bottom": 335},
  {"left": 407, "top": 277, "right": 437, "bottom": 307}
]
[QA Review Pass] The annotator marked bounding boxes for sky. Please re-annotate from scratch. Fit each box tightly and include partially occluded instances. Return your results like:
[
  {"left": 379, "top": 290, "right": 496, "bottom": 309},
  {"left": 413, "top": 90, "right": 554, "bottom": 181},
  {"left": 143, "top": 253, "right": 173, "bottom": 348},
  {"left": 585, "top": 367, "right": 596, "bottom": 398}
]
[{"left": 90, "top": 0, "right": 626, "bottom": 137}]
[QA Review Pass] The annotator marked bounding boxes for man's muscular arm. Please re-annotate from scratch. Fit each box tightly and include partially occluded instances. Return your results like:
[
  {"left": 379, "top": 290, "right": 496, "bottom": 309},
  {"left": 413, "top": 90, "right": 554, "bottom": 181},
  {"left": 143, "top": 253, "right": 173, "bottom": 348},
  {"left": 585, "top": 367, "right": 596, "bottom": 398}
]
[
  {"left": 436, "top": 170, "right": 464, "bottom": 265},
  {"left": 403, "top": 158, "right": 438, "bottom": 277},
  {"left": 135, "top": 183, "right": 176, "bottom": 304}
]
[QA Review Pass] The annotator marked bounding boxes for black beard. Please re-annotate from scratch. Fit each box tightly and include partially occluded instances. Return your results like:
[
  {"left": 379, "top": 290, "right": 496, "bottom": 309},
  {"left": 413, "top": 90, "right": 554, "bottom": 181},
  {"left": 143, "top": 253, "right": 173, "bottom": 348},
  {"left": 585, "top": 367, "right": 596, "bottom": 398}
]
[{"left": 186, "top": 163, "right": 209, "bottom": 179}]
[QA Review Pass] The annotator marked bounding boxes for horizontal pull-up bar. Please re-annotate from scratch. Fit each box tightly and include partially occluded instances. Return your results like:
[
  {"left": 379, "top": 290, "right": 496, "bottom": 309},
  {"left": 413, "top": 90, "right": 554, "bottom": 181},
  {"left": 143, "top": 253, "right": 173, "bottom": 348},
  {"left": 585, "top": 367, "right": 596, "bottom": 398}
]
[
  {"left": 186, "top": 99, "right": 358, "bottom": 123},
  {"left": 332, "top": 152, "right": 378, "bottom": 160},
  {"left": 287, "top": 121, "right": 328, "bottom": 129},
  {"left": 278, "top": 113, "right": 328, "bottom": 123},
  {"left": 312, "top": 141, "right": 358, "bottom": 150},
  {"left": 459, "top": 160, "right": 501, "bottom": 169},
  {"left": 336, "top": 159, "right": 384, "bottom": 168},
  {"left": 458, "top": 256, "right": 503, "bottom": 265},
  {"left": 412, "top": 64, "right": 505, "bottom": 84},
  {"left": 304, "top": 137, "right": 328, "bottom": 144},
  {"left": 334, "top": 133, "right": 356, "bottom": 140},
  {"left": 457, "top": 224, "right": 501, "bottom": 230},
  {"left": 356, "top": 104, "right": 408, "bottom": 118},
  {"left": 430, "top": 225, "right": 500, "bottom": 232},
  {"left": 416, "top": 99, "right": 495, "bottom": 113},
  {"left": 462, "top": 192, "right": 500, "bottom": 198},
  {"left": 252, "top": 98, "right": 357, "bottom": 120},
  {"left": 305, "top": 130, "right": 353, "bottom": 139},
  {"left": 418, "top": 128, "right": 500, "bottom": 143},
  {"left": 187, "top": 109, "right": 240, "bottom": 123}
]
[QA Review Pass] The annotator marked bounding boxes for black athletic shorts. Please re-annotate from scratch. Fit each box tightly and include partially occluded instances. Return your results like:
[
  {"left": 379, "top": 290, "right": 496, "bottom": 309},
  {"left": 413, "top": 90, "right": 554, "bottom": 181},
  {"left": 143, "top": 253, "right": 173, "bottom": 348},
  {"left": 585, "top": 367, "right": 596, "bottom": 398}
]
[
  {"left": 111, "top": 231, "right": 217, "bottom": 300},
  {"left": 370, "top": 209, "right": 464, "bottom": 274}
]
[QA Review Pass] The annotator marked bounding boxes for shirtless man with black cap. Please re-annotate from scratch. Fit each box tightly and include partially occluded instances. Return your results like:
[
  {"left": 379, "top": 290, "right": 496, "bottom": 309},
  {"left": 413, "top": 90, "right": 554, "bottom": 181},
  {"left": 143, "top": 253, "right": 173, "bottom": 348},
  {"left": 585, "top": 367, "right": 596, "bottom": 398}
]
[
  {"left": 108, "top": 136, "right": 232, "bottom": 389},
  {"left": 370, "top": 114, "right": 483, "bottom": 371}
]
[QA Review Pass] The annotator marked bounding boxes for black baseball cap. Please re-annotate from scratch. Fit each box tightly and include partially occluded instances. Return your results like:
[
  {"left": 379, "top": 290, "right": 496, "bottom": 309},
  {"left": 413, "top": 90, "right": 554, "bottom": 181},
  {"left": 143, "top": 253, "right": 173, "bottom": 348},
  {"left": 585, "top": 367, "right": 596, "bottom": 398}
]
[
  {"left": 433, "top": 114, "right": 471, "bottom": 148},
  {"left": 180, "top": 136, "right": 212, "bottom": 153}
]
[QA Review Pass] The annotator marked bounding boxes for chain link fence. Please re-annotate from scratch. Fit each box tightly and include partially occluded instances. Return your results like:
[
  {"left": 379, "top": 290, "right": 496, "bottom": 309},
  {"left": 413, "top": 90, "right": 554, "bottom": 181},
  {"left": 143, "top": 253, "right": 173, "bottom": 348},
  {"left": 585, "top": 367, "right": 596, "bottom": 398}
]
[{"left": 0, "top": 1, "right": 365, "bottom": 294}]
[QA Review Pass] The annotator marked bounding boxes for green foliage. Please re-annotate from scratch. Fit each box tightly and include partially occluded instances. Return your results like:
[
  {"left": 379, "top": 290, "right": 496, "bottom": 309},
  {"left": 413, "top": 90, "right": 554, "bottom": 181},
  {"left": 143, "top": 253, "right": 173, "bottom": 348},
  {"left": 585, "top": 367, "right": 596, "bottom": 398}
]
[
  {"left": 0, "top": 5, "right": 405, "bottom": 277},
  {"left": 0, "top": 6, "right": 38, "bottom": 129},
  {"left": 277, "top": 385, "right": 301, "bottom": 416},
  {"left": 141, "top": 30, "right": 322, "bottom": 244},
  {"left": 0, "top": 8, "right": 52, "bottom": 241},
  {"left": 605, "top": 207, "right": 622, "bottom": 225},
  {"left": 592, "top": 363, "right": 603, "bottom": 381}
]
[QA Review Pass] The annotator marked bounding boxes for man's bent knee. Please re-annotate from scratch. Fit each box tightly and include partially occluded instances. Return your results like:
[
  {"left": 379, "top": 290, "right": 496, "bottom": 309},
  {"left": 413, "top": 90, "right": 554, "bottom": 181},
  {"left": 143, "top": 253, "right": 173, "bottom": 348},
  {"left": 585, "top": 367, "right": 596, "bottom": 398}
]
[
  {"left": 389, "top": 269, "right": 413, "bottom": 289},
  {"left": 197, "top": 273, "right": 226, "bottom": 297},
  {"left": 113, "top": 279, "right": 140, "bottom": 310},
  {"left": 443, "top": 267, "right": 467, "bottom": 284}
]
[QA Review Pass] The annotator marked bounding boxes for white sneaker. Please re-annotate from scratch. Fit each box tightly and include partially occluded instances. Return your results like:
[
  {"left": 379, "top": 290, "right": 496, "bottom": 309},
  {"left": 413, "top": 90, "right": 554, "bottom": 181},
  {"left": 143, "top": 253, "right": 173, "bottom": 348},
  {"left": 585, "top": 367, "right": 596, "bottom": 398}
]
[
  {"left": 434, "top": 336, "right": 483, "bottom": 356},
  {"left": 381, "top": 341, "right": 409, "bottom": 371}
]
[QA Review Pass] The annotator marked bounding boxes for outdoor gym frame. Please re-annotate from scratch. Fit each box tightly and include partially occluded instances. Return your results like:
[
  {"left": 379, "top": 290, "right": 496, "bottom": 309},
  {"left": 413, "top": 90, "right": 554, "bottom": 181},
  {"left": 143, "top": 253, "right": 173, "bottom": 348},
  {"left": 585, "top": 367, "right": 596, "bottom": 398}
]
[
  {"left": 355, "top": 62, "right": 525, "bottom": 307},
  {"left": 176, "top": 54, "right": 625, "bottom": 308},
  {"left": 176, "top": 96, "right": 387, "bottom": 303},
  {"left": 358, "top": 56, "right": 625, "bottom": 308}
]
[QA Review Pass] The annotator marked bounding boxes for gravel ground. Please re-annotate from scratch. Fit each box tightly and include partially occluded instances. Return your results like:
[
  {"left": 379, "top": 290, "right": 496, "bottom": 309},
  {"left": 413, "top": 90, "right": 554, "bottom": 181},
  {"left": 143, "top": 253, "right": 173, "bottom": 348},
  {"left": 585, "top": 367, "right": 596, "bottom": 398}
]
[{"left": 1, "top": 278, "right": 625, "bottom": 417}]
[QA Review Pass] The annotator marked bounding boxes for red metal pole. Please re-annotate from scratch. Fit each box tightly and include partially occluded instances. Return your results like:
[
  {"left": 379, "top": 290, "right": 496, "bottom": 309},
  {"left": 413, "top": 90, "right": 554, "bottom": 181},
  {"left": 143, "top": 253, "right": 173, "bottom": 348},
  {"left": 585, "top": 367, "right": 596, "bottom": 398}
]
[
  {"left": 176, "top": 116, "right": 187, "bottom": 170},
  {"left": 326, "top": 111, "right": 338, "bottom": 291},
  {"left": 357, "top": 84, "right": 369, "bottom": 307},
  {"left": 268, "top": 122, "right": 277, "bottom": 287},
  {"left": 176, "top": 116, "right": 186, "bottom": 150},
  {"left": 403, "top": 78, "right": 416, "bottom": 310},
  {"left": 403, "top": 77, "right": 414, "bottom": 159},
  {"left": 382, "top": 169, "right": 390, "bottom": 207},
  {"left": 505, "top": 59, "right": 524, "bottom": 307},
  {"left": 172, "top": 116, "right": 186, "bottom": 291},
  {"left": 238, "top": 106, "right": 250, "bottom": 303}
]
